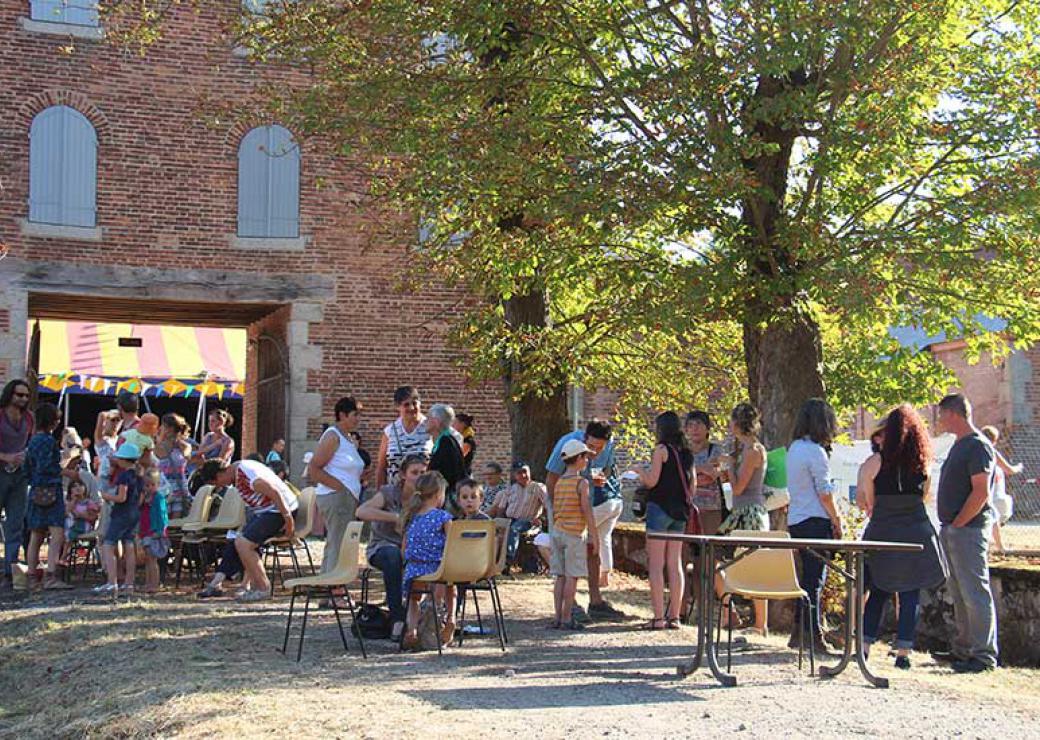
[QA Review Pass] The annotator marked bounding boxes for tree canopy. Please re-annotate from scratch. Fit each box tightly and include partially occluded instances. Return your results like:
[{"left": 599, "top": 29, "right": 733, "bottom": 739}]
[{"left": 113, "top": 0, "right": 1040, "bottom": 446}]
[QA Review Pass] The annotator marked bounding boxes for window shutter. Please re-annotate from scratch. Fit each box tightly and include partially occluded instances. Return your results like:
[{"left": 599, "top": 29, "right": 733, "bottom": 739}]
[
  {"left": 29, "top": 107, "right": 64, "bottom": 224},
  {"left": 237, "top": 127, "right": 269, "bottom": 237},
  {"left": 266, "top": 125, "right": 300, "bottom": 238},
  {"left": 64, "top": 0, "right": 99, "bottom": 27},
  {"left": 31, "top": 0, "right": 64, "bottom": 22},
  {"left": 61, "top": 107, "right": 98, "bottom": 227}
]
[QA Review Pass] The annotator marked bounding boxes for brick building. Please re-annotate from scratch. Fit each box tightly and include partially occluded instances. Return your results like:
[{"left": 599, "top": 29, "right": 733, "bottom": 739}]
[{"left": 0, "top": 1, "right": 517, "bottom": 470}]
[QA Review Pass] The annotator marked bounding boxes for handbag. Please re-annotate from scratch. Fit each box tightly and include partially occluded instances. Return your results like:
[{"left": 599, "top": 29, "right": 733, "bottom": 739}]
[
  {"left": 631, "top": 486, "right": 650, "bottom": 520},
  {"left": 668, "top": 445, "right": 702, "bottom": 536},
  {"left": 31, "top": 485, "right": 59, "bottom": 507}
]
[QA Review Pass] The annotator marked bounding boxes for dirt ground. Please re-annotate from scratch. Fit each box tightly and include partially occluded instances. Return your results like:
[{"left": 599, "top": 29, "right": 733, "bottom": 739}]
[{"left": 1, "top": 563, "right": 1038, "bottom": 739}]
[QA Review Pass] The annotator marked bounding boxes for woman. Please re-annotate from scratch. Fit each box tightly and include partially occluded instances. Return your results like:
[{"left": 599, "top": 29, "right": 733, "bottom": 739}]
[
  {"left": 786, "top": 398, "right": 842, "bottom": 655},
  {"left": 356, "top": 453, "right": 428, "bottom": 641},
  {"left": 191, "top": 409, "right": 235, "bottom": 469},
  {"left": 375, "top": 386, "right": 432, "bottom": 489},
  {"left": 716, "top": 403, "right": 769, "bottom": 635},
  {"left": 309, "top": 397, "right": 366, "bottom": 575},
  {"left": 24, "top": 403, "right": 73, "bottom": 590},
  {"left": 858, "top": 404, "right": 947, "bottom": 670},
  {"left": 155, "top": 413, "right": 193, "bottom": 519},
  {"left": 426, "top": 404, "right": 466, "bottom": 499},
  {"left": 92, "top": 409, "right": 120, "bottom": 476},
  {"left": 631, "top": 411, "right": 693, "bottom": 630},
  {"left": 453, "top": 413, "right": 477, "bottom": 475}
]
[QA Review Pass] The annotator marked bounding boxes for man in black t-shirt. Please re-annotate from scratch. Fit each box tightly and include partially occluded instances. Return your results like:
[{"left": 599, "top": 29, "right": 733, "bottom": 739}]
[{"left": 934, "top": 394, "right": 998, "bottom": 673}]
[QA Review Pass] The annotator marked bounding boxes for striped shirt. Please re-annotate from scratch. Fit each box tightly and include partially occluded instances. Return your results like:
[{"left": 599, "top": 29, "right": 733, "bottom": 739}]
[
  {"left": 493, "top": 482, "right": 546, "bottom": 522},
  {"left": 234, "top": 460, "right": 298, "bottom": 515},
  {"left": 552, "top": 475, "right": 587, "bottom": 536},
  {"left": 383, "top": 416, "right": 432, "bottom": 483}
]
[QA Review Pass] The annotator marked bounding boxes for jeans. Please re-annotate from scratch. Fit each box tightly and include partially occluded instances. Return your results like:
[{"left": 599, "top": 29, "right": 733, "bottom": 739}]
[
  {"left": 0, "top": 468, "right": 28, "bottom": 578},
  {"left": 368, "top": 545, "right": 405, "bottom": 623},
  {"left": 316, "top": 491, "right": 358, "bottom": 573},
  {"left": 863, "top": 587, "right": 920, "bottom": 650},
  {"left": 941, "top": 523, "right": 999, "bottom": 667},
  {"left": 789, "top": 516, "right": 833, "bottom": 638},
  {"left": 506, "top": 518, "right": 532, "bottom": 563}
]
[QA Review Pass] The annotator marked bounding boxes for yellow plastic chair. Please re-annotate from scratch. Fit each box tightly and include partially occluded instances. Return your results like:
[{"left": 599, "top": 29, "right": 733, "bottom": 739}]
[
  {"left": 167, "top": 486, "right": 213, "bottom": 532},
  {"left": 172, "top": 487, "right": 215, "bottom": 587},
  {"left": 281, "top": 520, "right": 366, "bottom": 662},
  {"left": 404, "top": 520, "right": 497, "bottom": 656},
  {"left": 265, "top": 487, "right": 318, "bottom": 593},
  {"left": 182, "top": 487, "right": 245, "bottom": 537},
  {"left": 455, "top": 517, "right": 510, "bottom": 649},
  {"left": 717, "top": 529, "right": 814, "bottom": 674}
]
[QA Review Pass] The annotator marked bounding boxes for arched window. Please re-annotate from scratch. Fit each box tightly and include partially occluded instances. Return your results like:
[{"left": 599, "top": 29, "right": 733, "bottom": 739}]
[
  {"left": 237, "top": 125, "right": 300, "bottom": 238},
  {"left": 29, "top": 105, "right": 98, "bottom": 227},
  {"left": 30, "top": 0, "right": 99, "bottom": 26}
]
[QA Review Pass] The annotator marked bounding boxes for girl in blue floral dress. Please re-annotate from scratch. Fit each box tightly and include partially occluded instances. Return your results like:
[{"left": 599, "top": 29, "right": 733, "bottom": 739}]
[{"left": 402, "top": 471, "right": 453, "bottom": 648}]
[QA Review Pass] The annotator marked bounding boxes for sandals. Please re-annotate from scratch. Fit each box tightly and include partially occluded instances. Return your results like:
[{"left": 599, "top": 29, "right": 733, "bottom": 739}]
[
  {"left": 666, "top": 618, "right": 682, "bottom": 630},
  {"left": 560, "top": 620, "right": 585, "bottom": 631},
  {"left": 641, "top": 618, "right": 667, "bottom": 631}
]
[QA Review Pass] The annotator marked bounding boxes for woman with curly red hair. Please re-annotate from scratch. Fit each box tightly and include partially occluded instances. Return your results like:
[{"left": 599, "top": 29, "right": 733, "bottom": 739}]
[{"left": 858, "top": 404, "right": 948, "bottom": 670}]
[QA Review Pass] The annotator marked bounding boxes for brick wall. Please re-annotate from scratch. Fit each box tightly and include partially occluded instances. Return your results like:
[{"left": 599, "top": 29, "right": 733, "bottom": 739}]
[{"left": 0, "top": 2, "right": 512, "bottom": 471}]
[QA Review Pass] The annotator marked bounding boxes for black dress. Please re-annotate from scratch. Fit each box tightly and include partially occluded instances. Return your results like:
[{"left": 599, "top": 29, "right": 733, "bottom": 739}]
[{"left": 863, "top": 462, "right": 948, "bottom": 592}]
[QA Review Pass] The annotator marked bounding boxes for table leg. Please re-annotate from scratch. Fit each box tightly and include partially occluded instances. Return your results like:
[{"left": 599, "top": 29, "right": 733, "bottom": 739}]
[
  {"left": 852, "top": 552, "right": 889, "bottom": 689},
  {"left": 819, "top": 551, "right": 853, "bottom": 679},
  {"left": 676, "top": 543, "right": 707, "bottom": 678},
  {"left": 704, "top": 543, "right": 737, "bottom": 687}
]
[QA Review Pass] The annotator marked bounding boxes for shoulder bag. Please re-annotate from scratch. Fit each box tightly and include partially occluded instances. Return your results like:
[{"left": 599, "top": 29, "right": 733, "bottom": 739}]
[{"left": 668, "top": 444, "right": 702, "bottom": 536}]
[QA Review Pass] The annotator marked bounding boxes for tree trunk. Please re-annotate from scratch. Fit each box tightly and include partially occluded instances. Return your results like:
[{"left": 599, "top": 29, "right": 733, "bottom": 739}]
[
  {"left": 502, "top": 289, "right": 570, "bottom": 479},
  {"left": 743, "top": 311, "right": 825, "bottom": 449}
]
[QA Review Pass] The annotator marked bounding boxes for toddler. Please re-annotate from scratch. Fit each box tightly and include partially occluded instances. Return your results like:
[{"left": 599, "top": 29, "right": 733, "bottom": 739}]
[
  {"left": 402, "top": 471, "right": 454, "bottom": 649},
  {"left": 139, "top": 468, "right": 170, "bottom": 594},
  {"left": 61, "top": 479, "right": 100, "bottom": 565},
  {"left": 456, "top": 478, "right": 490, "bottom": 521},
  {"left": 95, "top": 442, "right": 142, "bottom": 595}
]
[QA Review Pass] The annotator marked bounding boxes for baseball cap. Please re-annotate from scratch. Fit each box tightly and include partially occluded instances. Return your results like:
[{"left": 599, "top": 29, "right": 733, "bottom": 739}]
[
  {"left": 511, "top": 460, "right": 530, "bottom": 472},
  {"left": 561, "top": 439, "right": 591, "bottom": 460}
]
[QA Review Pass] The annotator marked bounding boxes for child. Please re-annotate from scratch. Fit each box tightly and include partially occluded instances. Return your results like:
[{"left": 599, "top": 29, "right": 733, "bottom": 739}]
[
  {"left": 456, "top": 478, "right": 490, "bottom": 520},
  {"left": 61, "top": 479, "right": 100, "bottom": 566},
  {"left": 139, "top": 468, "right": 169, "bottom": 594},
  {"left": 25, "top": 403, "right": 74, "bottom": 590},
  {"left": 119, "top": 413, "right": 159, "bottom": 468},
  {"left": 550, "top": 439, "right": 599, "bottom": 630},
  {"left": 95, "top": 442, "right": 143, "bottom": 595},
  {"left": 401, "top": 471, "right": 454, "bottom": 649}
]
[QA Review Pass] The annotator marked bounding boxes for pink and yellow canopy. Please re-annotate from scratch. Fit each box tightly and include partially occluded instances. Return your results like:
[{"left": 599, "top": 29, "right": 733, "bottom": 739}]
[{"left": 37, "top": 320, "right": 246, "bottom": 381}]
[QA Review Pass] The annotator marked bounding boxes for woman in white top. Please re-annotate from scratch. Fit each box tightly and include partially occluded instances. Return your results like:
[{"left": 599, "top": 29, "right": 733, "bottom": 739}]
[
  {"left": 375, "top": 386, "right": 432, "bottom": 489},
  {"left": 310, "top": 397, "right": 365, "bottom": 573}
]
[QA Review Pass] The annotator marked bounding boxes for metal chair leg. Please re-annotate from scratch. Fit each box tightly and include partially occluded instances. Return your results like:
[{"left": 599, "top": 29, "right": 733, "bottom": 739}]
[
  {"left": 430, "top": 586, "right": 444, "bottom": 657},
  {"left": 297, "top": 590, "right": 311, "bottom": 662},
  {"left": 283, "top": 587, "right": 298, "bottom": 655},
  {"left": 329, "top": 588, "right": 350, "bottom": 652},
  {"left": 806, "top": 596, "right": 815, "bottom": 675},
  {"left": 400, "top": 582, "right": 413, "bottom": 653},
  {"left": 797, "top": 597, "right": 804, "bottom": 670},
  {"left": 727, "top": 600, "right": 734, "bottom": 673},
  {"left": 457, "top": 586, "right": 468, "bottom": 648},
  {"left": 490, "top": 581, "right": 507, "bottom": 651},
  {"left": 344, "top": 590, "right": 367, "bottom": 659},
  {"left": 303, "top": 540, "right": 316, "bottom": 574}
]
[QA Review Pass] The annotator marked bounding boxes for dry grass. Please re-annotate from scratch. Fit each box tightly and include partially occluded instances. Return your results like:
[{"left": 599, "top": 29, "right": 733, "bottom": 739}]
[{"left": 1, "top": 559, "right": 1038, "bottom": 739}]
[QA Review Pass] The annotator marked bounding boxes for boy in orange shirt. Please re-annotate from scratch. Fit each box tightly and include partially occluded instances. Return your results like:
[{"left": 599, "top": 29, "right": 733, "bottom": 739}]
[{"left": 550, "top": 439, "right": 599, "bottom": 630}]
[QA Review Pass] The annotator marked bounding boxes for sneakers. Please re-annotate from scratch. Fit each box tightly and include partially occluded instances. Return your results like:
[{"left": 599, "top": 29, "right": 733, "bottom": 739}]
[
  {"left": 197, "top": 585, "right": 225, "bottom": 599},
  {"left": 952, "top": 658, "right": 995, "bottom": 674},
  {"left": 930, "top": 650, "right": 962, "bottom": 664},
  {"left": 587, "top": 600, "right": 626, "bottom": 619},
  {"left": 237, "top": 589, "right": 270, "bottom": 603},
  {"left": 570, "top": 604, "right": 591, "bottom": 624},
  {"left": 894, "top": 656, "right": 911, "bottom": 670},
  {"left": 43, "top": 576, "right": 74, "bottom": 590},
  {"left": 93, "top": 583, "right": 118, "bottom": 594}
]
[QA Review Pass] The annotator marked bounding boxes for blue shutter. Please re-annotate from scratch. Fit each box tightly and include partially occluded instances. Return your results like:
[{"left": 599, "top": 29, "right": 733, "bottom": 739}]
[
  {"left": 61, "top": 108, "right": 98, "bottom": 227},
  {"left": 266, "top": 125, "right": 300, "bottom": 238},
  {"left": 237, "top": 127, "right": 269, "bottom": 237},
  {"left": 31, "top": 0, "right": 99, "bottom": 26},
  {"left": 29, "top": 107, "right": 64, "bottom": 224},
  {"left": 238, "top": 125, "right": 299, "bottom": 238}
]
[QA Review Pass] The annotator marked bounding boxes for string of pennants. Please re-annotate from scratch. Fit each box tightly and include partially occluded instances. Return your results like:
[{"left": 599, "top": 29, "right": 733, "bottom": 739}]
[{"left": 38, "top": 373, "right": 245, "bottom": 400}]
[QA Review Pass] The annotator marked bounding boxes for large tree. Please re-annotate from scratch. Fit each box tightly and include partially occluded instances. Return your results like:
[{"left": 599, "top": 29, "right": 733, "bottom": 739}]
[{"left": 115, "top": 0, "right": 1040, "bottom": 449}]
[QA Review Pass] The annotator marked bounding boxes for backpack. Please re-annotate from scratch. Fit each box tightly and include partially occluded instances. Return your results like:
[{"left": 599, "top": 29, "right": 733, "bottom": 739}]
[{"left": 350, "top": 604, "right": 391, "bottom": 640}]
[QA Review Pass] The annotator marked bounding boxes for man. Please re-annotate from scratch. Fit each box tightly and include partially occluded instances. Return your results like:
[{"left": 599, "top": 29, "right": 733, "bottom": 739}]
[
  {"left": 266, "top": 438, "right": 286, "bottom": 466},
  {"left": 481, "top": 462, "right": 507, "bottom": 515},
  {"left": 489, "top": 461, "right": 547, "bottom": 567},
  {"left": 546, "top": 420, "right": 625, "bottom": 619},
  {"left": 0, "top": 379, "right": 33, "bottom": 589},
  {"left": 196, "top": 458, "right": 298, "bottom": 602},
  {"left": 933, "top": 394, "right": 999, "bottom": 673}
]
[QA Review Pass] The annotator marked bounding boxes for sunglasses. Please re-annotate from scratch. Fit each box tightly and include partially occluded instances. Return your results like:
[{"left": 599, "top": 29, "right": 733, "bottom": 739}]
[{"left": 13, "top": 392, "right": 30, "bottom": 398}]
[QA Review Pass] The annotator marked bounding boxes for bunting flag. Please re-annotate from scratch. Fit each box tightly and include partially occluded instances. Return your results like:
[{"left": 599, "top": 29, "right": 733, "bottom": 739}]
[
  {"left": 36, "top": 374, "right": 243, "bottom": 400},
  {"left": 161, "top": 378, "right": 189, "bottom": 396}
]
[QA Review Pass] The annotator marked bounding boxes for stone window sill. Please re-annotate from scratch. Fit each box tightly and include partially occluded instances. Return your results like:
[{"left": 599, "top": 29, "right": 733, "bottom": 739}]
[
  {"left": 19, "top": 17, "right": 104, "bottom": 40},
  {"left": 227, "top": 234, "right": 310, "bottom": 251},
  {"left": 19, "top": 218, "right": 102, "bottom": 241}
]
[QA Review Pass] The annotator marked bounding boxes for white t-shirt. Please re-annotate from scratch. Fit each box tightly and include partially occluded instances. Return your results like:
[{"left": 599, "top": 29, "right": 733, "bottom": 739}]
[
  {"left": 235, "top": 460, "right": 298, "bottom": 514},
  {"left": 315, "top": 427, "right": 365, "bottom": 499}
]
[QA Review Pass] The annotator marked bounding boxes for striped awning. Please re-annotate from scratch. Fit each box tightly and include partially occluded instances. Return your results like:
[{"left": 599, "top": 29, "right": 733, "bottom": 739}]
[{"left": 37, "top": 320, "right": 246, "bottom": 382}]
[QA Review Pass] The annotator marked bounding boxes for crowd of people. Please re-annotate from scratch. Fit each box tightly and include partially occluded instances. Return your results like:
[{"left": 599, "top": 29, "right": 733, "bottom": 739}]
[{"left": 0, "top": 377, "right": 1023, "bottom": 669}]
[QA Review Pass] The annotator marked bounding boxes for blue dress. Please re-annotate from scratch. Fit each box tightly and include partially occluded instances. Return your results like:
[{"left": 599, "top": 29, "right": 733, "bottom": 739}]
[
  {"left": 25, "top": 432, "right": 64, "bottom": 529},
  {"left": 403, "top": 508, "right": 453, "bottom": 593}
]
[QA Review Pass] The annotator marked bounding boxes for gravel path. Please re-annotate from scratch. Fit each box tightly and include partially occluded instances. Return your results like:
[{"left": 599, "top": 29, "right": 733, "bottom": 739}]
[{"left": 0, "top": 572, "right": 1036, "bottom": 738}]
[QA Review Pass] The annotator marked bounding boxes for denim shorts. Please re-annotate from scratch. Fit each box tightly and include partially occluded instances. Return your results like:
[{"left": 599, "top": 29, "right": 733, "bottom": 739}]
[
  {"left": 646, "top": 502, "right": 686, "bottom": 533},
  {"left": 240, "top": 511, "right": 287, "bottom": 544},
  {"left": 105, "top": 510, "right": 140, "bottom": 545}
]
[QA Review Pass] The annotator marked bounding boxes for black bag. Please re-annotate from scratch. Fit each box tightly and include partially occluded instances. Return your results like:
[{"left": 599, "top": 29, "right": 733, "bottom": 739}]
[
  {"left": 631, "top": 487, "right": 650, "bottom": 521},
  {"left": 31, "top": 485, "right": 59, "bottom": 507},
  {"left": 351, "top": 604, "right": 391, "bottom": 639}
]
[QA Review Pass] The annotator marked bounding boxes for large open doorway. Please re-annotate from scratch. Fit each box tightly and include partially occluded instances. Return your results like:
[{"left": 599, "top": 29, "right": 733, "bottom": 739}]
[{"left": 26, "top": 293, "right": 288, "bottom": 460}]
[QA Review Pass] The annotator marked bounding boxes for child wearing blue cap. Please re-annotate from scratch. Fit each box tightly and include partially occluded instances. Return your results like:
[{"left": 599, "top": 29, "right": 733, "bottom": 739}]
[{"left": 94, "top": 441, "right": 142, "bottom": 595}]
